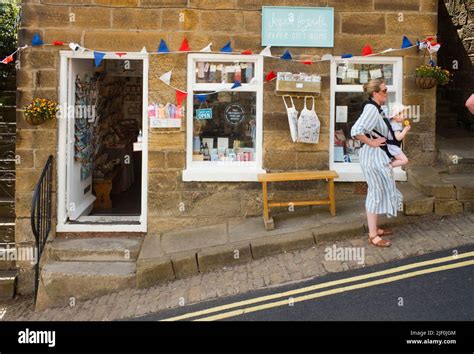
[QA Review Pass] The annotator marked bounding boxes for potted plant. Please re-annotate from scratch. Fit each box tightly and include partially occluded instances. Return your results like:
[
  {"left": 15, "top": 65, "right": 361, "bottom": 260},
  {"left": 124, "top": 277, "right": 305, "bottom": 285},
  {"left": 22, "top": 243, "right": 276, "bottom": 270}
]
[
  {"left": 415, "top": 65, "right": 451, "bottom": 89},
  {"left": 23, "top": 98, "right": 59, "bottom": 125}
]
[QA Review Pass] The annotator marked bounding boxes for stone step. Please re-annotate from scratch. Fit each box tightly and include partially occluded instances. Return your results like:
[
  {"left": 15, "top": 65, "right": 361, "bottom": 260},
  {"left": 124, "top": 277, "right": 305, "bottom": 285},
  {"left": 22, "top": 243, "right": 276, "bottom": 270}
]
[
  {"left": 45, "top": 237, "right": 143, "bottom": 263},
  {"left": 0, "top": 270, "right": 17, "bottom": 299},
  {"left": 397, "top": 182, "right": 434, "bottom": 215},
  {"left": 407, "top": 167, "right": 457, "bottom": 200},
  {"left": 35, "top": 261, "right": 136, "bottom": 310},
  {"left": 439, "top": 173, "right": 474, "bottom": 203}
]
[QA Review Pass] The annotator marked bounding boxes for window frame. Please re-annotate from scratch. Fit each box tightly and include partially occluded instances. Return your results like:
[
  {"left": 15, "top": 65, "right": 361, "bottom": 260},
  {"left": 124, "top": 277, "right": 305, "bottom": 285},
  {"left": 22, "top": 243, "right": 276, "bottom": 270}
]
[
  {"left": 183, "top": 53, "right": 265, "bottom": 182},
  {"left": 330, "top": 56, "right": 407, "bottom": 182}
]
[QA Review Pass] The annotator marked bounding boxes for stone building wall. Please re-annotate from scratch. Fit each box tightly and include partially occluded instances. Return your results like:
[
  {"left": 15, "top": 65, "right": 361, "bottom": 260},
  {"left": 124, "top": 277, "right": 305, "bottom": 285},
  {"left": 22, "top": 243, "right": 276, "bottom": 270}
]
[{"left": 16, "top": 0, "right": 438, "bottom": 293}]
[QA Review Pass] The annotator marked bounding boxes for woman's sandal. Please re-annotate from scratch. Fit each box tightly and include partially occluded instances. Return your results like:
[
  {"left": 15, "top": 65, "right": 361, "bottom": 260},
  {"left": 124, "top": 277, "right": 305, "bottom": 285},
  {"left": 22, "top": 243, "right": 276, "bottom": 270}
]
[
  {"left": 368, "top": 234, "right": 392, "bottom": 247},
  {"left": 377, "top": 229, "right": 393, "bottom": 236}
]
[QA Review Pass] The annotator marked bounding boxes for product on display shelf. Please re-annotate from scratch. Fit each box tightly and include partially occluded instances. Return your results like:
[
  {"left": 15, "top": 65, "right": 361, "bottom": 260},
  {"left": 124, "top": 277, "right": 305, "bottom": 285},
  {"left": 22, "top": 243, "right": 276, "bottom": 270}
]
[{"left": 282, "top": 95, "right": 299, "bottom": 143}]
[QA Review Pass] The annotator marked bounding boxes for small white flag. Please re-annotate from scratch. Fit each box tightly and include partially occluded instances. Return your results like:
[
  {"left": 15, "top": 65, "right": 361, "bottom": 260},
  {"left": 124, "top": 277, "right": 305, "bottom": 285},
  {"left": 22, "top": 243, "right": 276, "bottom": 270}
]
[
  {"left": 200, "top": 43, "right": 212, "bottom": 52},
  {"left": 259, "top": 45, "right": 272, "bottom": 57},
  {"left": 159, "top": 70, "right": 172, "bottom": 85},
  {"left": 249, "top": 77, "right": 259, "bottom": 85},
  {"left": 380, "top": 48, "right": 395, "bottom": 54},
  {"left": 140, "top": 46, "right": 147, "bottom": 54},
  {"left": 321, "top": 54, "right": 334, "bottom": 61}
]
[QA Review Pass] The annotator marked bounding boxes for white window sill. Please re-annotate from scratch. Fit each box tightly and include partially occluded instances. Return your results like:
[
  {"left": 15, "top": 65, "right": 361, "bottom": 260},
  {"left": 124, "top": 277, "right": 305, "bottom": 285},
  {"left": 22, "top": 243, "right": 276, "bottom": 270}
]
[
  {"left": 183, "top": 164, "right": 266, "bottom": 181},
  {"left": 332, "top": 163, "right": 407, "bottom": 182}
]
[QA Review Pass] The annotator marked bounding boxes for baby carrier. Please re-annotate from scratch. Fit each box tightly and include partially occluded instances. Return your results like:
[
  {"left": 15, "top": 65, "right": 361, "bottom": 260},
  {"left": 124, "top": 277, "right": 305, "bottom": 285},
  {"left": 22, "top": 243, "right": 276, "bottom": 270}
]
[{"left": 363, "top": 98, "right": 400, "bottom": 160}]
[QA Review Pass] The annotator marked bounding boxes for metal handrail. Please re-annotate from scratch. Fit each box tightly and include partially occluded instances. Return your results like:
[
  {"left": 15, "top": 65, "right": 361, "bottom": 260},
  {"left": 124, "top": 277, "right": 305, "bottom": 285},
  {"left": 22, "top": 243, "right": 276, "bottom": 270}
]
[{"left": 31, "top": 155, "right": 53, "bottom": 300}]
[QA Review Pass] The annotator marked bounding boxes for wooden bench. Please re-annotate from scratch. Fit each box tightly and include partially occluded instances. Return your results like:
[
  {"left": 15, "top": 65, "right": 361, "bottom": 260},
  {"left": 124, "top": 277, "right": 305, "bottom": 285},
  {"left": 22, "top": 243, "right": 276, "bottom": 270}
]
[{"left": 257, "top": 170, "right": 339, "bottom": 230}]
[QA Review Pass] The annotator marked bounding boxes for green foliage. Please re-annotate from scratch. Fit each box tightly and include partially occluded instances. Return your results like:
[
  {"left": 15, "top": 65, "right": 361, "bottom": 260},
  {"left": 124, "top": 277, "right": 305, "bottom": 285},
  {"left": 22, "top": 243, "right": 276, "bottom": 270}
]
[
  {"left": 0, "top": 0, "right": 20, "bottom": 79},
  {"left": 415, "top": 65, "right": 451, "bottom": 86}
]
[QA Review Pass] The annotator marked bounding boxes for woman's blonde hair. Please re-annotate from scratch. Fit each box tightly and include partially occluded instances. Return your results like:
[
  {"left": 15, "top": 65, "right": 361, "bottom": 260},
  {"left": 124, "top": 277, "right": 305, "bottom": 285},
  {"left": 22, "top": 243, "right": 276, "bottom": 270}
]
[{"left": 363, "top": 79, "right": 385, "bottom": 98}]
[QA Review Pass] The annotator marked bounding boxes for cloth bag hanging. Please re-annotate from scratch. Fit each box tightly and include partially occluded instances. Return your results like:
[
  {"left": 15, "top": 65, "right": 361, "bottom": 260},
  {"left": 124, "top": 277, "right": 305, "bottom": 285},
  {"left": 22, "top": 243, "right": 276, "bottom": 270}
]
[
  {"left": 282, "top": 95, "right": 299, "bottom": 143},
  {"left": 297, "top": 96, "right": 320, "bottom": 144}
]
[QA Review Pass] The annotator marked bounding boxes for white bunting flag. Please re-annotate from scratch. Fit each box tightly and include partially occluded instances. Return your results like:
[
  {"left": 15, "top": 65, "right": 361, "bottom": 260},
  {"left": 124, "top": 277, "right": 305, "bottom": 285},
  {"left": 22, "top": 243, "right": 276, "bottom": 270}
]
[
  {"left": 321, "top": 54, "right": 334, "bottom": 61},
  {"left": 159, "top": 70, "right": 172, "bottom": 85},
  {"left": 259, "top": 45, "right": 272, "bottom": 57},
  {"left": 200, "top": 43, "right": 212, "bottom": 52},
  {"left": 140, "top": 46, "right": 147, "bottom": 54}
]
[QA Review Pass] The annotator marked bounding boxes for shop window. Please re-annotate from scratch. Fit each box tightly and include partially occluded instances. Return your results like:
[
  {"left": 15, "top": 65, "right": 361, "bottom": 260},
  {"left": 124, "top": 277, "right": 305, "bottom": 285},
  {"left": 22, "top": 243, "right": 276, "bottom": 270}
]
[
  {"left": 183, "top": 54, "right": 264, "bottom": 181},
  {"left": 330, "top": 57, "right": 406, "bottom": 181}
]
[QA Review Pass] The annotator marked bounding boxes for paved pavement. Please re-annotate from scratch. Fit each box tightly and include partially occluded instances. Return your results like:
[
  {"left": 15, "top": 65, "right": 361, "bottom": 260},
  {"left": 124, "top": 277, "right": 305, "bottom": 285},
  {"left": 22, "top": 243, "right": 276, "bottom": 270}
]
[
  {"left": 1, "top": 213, "right": 474, "bottom": 321},
  {"left": 137, "top": 245, "right": 473, "bottom": 321}
]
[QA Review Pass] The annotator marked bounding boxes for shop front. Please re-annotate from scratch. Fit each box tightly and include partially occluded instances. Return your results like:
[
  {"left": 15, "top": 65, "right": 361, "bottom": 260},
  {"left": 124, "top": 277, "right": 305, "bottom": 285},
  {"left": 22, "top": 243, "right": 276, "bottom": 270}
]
[{"left": 13, "top": 1, "right": 439, "bottom": 293}]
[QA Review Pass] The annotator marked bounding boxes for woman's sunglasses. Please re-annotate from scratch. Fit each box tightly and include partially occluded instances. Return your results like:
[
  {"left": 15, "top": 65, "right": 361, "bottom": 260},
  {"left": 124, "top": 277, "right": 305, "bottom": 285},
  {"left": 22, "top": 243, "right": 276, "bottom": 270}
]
[{"left": 378, "top": 88, "right": 388, "bottom": 94}]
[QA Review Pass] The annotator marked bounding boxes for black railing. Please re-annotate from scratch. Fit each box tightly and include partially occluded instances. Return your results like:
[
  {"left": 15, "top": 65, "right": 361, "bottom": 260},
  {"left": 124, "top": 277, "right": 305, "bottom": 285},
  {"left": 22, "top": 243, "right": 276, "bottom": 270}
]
[{"left": 31, "top": 155, "right": 53, "bottom": 299}]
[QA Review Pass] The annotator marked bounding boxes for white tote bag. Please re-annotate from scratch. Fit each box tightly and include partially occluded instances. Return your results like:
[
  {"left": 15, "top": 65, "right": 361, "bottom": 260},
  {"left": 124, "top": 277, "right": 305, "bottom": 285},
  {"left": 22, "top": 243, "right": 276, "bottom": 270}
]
[
  {"left": 282, "top": 95, "right": 299, "bottom": 143},
  {"left": 297, "top": 96, "right": 320, "bottom": 144}
]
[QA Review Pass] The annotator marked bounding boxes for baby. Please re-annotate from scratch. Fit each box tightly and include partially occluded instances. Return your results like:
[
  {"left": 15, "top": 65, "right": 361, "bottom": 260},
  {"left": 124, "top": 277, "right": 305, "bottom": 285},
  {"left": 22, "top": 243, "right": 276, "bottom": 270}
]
[{"left": 387, "top": 103, "right": 411, "bottom": 168}]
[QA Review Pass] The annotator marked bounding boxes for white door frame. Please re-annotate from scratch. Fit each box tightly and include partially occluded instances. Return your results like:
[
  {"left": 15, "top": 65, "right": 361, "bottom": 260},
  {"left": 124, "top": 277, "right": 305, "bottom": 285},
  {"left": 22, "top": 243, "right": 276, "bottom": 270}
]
[{"left": 57, "top": 51, "right": 148, "bottom": 232}]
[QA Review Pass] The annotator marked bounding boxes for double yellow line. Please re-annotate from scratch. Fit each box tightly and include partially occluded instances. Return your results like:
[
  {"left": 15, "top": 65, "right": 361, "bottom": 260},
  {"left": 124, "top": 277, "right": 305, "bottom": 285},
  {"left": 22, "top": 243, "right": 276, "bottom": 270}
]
[{"left": 162, "top": 251, "right": 474, "bottom": 321}]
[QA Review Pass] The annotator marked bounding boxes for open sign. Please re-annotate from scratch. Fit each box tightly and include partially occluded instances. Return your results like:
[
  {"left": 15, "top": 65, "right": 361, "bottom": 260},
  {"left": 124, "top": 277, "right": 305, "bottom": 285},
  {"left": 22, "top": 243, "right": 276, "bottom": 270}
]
[{"left": 196, "top": 108, "right": 213, "bottom": 120}]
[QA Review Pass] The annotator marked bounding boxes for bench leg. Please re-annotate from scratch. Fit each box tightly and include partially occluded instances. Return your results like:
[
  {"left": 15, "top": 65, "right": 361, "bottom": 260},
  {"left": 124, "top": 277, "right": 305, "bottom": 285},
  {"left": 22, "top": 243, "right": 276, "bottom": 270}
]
[
  {"left": 262, "top": 181, "right": 274, "bottom": 230},
  {"left": 328, "top": 178, "right": 336, "bottom": 216}
]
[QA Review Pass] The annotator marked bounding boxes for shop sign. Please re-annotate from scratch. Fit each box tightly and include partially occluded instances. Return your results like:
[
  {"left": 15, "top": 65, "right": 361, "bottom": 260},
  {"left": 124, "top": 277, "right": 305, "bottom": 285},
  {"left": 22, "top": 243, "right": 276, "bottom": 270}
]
[
  {"left": 224, "top": 104, "right": 245, "bottom": 125},
  {"left": 262, "top": 6, "right": 334, "bottom": 47},
  {"left": 196, "top": 108, "right": 213, "bottom": 120}
]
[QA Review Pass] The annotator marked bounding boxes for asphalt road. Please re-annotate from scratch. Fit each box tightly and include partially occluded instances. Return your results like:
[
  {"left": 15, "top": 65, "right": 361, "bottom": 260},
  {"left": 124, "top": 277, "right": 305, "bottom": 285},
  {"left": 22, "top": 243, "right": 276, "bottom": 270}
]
[{"left": 129, "top": 244, "right": 474, "bottom": 321}]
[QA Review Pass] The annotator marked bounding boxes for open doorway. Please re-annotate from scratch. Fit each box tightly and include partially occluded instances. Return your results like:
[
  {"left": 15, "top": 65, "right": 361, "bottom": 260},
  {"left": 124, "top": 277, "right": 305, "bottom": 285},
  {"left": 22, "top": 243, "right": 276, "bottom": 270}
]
[{"left": 57, "top": 52, "right": 148, "bottom": 232}]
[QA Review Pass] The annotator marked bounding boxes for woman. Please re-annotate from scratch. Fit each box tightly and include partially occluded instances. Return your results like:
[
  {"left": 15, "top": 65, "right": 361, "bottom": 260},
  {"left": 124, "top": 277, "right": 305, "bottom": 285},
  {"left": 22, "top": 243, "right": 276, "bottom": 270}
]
[{"left": 351, "top": 79, "right": 403, "bottom": 247}]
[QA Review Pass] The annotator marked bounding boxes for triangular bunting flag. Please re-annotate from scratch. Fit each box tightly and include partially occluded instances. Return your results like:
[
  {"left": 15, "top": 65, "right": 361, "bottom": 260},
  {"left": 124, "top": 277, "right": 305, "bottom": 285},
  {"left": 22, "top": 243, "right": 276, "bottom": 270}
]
[
  {"left": 196, "top": 94, "right": 207, "bottom": 103},
  {"left": 265, "top": 71, "right": 277, "bottom": 82},
  {"left": 427, "top": 42, "right": 441, "bottom": 53},
  {"left": 179, "top": 38, "right": 191, "bottom": 52},
  {"left": 321, "top": 54, "right": 334, "bottom": 61},
  {"left": 32, "top": 33, "right": 43, "bottom": 46},
  {"left": 249, "top": 77, "right": 258, "bottom": 85},
  {"left": 200, "top": 43, "right": 212, "bottom": 52},
  {"left": 280, "top": 50, "right": 292, "bottom": 60},
  {"left": 140, "top": 47, "right": 147, "bottom": 54},
  {"left": 94, "top": 51, "right": 106, "bottom": 67},
  {"left": 341, "top": 53, "right": 353, "bottom": 59},
  {"left": 259, "top": 45, "right": 272, "bottom": 57},
  {"left": 241, "top": 49, "right": 253, "bottom": 55},
  {"left": 401, "top": 36, "right": 413, "bottom": 49},
  {"left": 69, "top": 42, "right": 79, "bottom": 51},
  {"left": 176, "top": 90, "right": 187, "bottom": 106},
  {"left": 115, "top": 52, "right": 127, "bottom": 58},
  {"left": 231, "top": 80, "right": 242, "bottom": 89},
  {"left": 1, "top": 55, "right": 13, "bottom": 65},
  {"left": 380, "top": 48, "right": 395, "bottom": 54},
  {"left": 361, "top": 45, "right": 373, "bottom": 56},
  {"left": 302, "top": 60, "right": 313, "bottom": 65},
  {"left": 220, "top": 42, "right": 232, "bottom": 53},
  {"left": 53, "top": 41, "right": 65, "bottom": 46},
  {"left": 158, "top": 39, "right": 170, "bottom": 53},
  {"left": 159, "top": 70, "right": 172, "bottom": 85}
]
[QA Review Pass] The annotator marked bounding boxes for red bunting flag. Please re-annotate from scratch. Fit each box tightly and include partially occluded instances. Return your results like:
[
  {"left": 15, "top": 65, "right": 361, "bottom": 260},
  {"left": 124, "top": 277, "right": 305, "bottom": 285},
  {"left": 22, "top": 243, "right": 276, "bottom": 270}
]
[
  {"left": 115, "top": 52, "right": 127, "bottom": 57},
  {"left": 302, "top": 60, "right": 313, "bottom": 65},
  {"left": 176, "top": 90, "right": 188, "bottom": 106},
  {"left": 361, "top": 44, "right": 373, "bottom": 56},
  {"left": 53, "top": 41, "right": 65, "bottom": 46},
  {"left": 241, "top": 49, "right": 253, "bottom": 55},
  {"left": 265, "top": 71, "right": 277, "bottom": 82},
  {"left": 179, "top": 38, "right": 191, "bottom": 52},
  {"left": 1, "top": 55, "right": 13, "bottom": 65}
]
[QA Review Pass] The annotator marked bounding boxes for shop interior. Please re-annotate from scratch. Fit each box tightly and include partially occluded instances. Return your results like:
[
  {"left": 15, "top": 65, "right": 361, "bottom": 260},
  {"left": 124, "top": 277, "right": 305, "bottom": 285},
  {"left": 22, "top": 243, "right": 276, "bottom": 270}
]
[
  {"left": 70, "top": 58, "right": 143, "bottom": 219},
  {"left": 192, "top": 91, "right": 257, "bottom": 162}
]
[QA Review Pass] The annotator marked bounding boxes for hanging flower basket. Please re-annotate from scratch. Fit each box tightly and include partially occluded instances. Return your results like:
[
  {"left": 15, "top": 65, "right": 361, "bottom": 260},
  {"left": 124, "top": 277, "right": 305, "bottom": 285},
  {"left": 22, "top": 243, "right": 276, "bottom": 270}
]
[
  {"left": 415, "top": 65, "right": 451, "bottom": 90},
  {"left": 415, "top": 76, "right": 438, "bottom": 89},
  {"left": 23, "top": 98, "right": 59, "bottom": 125}
]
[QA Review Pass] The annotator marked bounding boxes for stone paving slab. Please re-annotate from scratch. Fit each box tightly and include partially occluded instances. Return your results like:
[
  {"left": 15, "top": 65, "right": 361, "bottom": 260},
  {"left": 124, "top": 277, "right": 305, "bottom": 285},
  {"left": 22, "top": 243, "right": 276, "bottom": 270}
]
[{"left": 1, "top": 212, "right": 474, "bottom": 321}]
